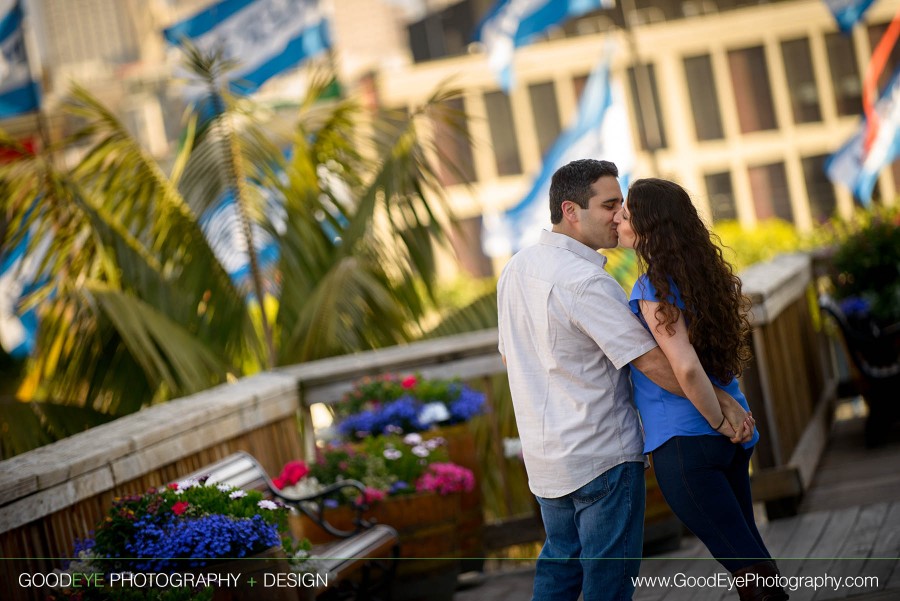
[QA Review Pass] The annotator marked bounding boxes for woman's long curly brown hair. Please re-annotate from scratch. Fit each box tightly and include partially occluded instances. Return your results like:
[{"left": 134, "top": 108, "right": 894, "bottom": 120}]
[{"left": 626, "top": 178, "right": 752, "bottom": 382}]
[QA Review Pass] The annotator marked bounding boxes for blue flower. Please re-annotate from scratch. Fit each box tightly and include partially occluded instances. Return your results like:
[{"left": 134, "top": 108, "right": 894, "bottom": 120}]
[
  {"left": 448, "top": 386, "right": 485, "bottom": 423},
  {"left": 73, "top": 536, "right": 94, "bottom": 555},
  {"left": 123, "top": 514, "right": 280, "bottom": 572},
  {"left": 338, "top": 410, "right": 380, "bottom": 438},
  {"left": 840, "top": 296, "right": 871, "bottom": 318},
  {"left": 336, "top": 379, "right": 486, "bottom": 439},
  {"left": 379, "top": 395, "right": 425, "bottom": 432}
]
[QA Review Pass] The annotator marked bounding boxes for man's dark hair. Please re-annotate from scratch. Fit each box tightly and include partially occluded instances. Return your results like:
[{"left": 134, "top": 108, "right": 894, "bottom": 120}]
[{"left": 549, "top": 159, "right": 618, "bottom": 224}]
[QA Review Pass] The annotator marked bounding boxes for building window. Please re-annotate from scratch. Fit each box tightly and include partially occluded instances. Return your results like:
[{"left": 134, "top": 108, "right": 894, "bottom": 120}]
[
  {"left": 434, "top": 96, "right": 476, "bottom": 185},
  {"left": 529, "top": 82, "right": 562, "bottom": 158},
  {"left": 748, "top": 161, "right": 793, "bottom": 222},
  {"left": 727, "top": 46, "right": 778, "bottom": 133},
  {"left": 408, "top": 0, "right": 478, "bottom": 63},
  {"left": 781, "top": 38, "right": 822, "bottom": 124},
  {"left": 825, "top": 32, "right": 862, "bottom": 117},
  {"left": 484, "top": 91, "right": 522, "bottom": 176},
  {"left": 802, "top": 155, "right": 837, "bottom": 223},
  {"left": 683, "top": 54, "right": 724, "bottom": 140},
  {"left": 704, "top": 171, "right": 737, "bottom": 222},
  {"left": 627, "top": 63, "right": 668, "bottom": 150}
]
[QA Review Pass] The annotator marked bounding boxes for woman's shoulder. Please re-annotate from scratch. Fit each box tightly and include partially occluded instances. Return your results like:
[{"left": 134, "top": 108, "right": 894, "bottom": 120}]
[{"left": 630, "top": 273, "right": 685, "bottom": 307}]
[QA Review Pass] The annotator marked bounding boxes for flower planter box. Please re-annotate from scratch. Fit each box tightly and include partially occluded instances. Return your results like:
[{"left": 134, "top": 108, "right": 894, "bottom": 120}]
[{"left": 424, "top": 424, "right": 484, "bottom": 568}]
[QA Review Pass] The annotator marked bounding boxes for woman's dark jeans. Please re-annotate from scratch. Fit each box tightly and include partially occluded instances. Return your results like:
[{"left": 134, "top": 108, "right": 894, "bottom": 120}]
[{"left": 652, "top": 435, "right": 771, "bottom": 573}]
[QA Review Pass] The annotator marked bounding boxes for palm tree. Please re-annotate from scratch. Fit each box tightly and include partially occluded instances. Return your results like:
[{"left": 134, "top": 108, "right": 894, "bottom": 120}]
[{"left": 0, "top": 48, "right": 462, "bottom": 457}]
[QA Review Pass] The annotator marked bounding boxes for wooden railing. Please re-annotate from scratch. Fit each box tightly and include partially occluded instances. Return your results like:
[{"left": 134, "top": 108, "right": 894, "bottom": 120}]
[
  {"left": 738, "top": 253, "right": 838, "bottom": 515},
  {"left": 0, "top": 252, "right": 838, "bottom": 598}
]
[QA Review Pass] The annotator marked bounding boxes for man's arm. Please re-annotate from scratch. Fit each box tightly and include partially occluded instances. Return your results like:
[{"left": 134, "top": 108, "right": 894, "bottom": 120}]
[{"left": 631, "top": 346, "right": 752, "bottom": 444}]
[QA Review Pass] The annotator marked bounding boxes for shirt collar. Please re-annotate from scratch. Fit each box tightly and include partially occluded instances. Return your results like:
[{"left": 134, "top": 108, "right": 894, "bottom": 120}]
[{"left": 539, "top": 229, "right": 609, "bottom": 269}]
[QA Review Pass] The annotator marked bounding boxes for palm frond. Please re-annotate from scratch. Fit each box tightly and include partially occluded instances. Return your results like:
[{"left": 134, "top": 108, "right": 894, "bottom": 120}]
[
  {"left": 280, "top": 256, "right": 413, "bottom": 363},
  {"left": 89, "top": 284, "right": 230, "bottom": 395},
  {"left": 0, "top": 396, "right": 118, "bottom": 459},
  {"left": 423, "top": 290, "right": 499, "bottom": 339}
]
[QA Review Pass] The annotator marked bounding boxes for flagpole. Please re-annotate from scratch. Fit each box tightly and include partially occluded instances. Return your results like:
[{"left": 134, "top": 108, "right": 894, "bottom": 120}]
[{"left": 616, "top": 0, "right": 661, "bottom": 176}]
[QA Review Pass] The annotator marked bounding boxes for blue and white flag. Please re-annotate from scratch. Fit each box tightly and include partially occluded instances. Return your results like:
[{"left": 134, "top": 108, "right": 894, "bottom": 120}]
[
  {"left": 476, "top": 0, "right": 614, "bottom": 91},
  {"left": 483, "top": 48, "right": 634, "bottom": 256},
  {"left": 822, "top": 0, "right": 877, "bottom": 33},
  {"left": 0, "top": 0, "right": 39, "bottom": 118},
  {"left": 0, "top": 226, "right": 47, "bottom": 357},
  {"left": 825, "top": 65, "right": 900, "bottom": 205},
  {"left": 164, "top": 0, "right": 331, "bottom": 95},
  {"left": 200, "top": 189, "right": 283, "bottom": 296}
]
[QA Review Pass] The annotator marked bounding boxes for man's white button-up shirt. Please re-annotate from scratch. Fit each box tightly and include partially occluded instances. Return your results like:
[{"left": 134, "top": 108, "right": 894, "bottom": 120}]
[{"left": 498, "top": 229, "right": 658, "bottom": 498}]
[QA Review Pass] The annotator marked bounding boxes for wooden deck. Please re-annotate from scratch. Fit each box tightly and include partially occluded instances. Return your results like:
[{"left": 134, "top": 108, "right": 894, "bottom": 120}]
[{"left": 456, "top": 412, "right": 900, "bottom": 601}]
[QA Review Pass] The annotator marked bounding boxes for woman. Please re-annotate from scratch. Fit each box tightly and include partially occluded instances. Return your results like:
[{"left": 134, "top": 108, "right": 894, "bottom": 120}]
[{"left": 613, "top": 178, "right": 788, "bottom": 601}]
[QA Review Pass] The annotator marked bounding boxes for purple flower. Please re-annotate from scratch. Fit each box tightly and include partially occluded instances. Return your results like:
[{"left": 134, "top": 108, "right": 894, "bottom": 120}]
[{"left": 389, "top": 481, "right": 409, "bottom": 494}]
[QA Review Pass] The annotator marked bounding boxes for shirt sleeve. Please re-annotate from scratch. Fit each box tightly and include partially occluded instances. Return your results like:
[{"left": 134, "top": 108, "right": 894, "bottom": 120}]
[
  {"left": 573, "top": 274, "right": 659, "bottom": 370},
  {"left": 629, "top": 274, "right": 653, "bottom": 317},
  {"left": 630, "top": 274, "right": 685, "bottom": 310}
]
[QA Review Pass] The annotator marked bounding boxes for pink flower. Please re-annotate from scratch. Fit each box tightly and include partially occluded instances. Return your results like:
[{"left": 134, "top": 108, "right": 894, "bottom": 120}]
[
  {"left": 276, "top": 460, "right": 310, "bottom": 487},
  {"left": 415, "top": 463, "right": 475, "bottom": 496},
  {"left": 171, "top": 501, "right": 189, "bottom": 516},
  {"left": 401, "top": 376, "right": 417, "bottom": 389},
  {"left": 272, "top": 476, "right": 286, "bottom": 490},
  {"left": 356, "top": 487, "right": 387, "bottom": 506},
  {"left": 167, "top": 483, "right": 178, "bottom": 491}
]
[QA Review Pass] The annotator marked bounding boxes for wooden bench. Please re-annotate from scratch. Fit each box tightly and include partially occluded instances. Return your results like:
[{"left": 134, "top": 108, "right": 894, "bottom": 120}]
[{"left": 178, "top": 451, "right": 400, "bottom": 600}]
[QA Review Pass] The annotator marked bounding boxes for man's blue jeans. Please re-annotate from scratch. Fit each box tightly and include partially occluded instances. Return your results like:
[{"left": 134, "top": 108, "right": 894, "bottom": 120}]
[{"left": 532, "top": 461, "right": 645, "bottom": 601}]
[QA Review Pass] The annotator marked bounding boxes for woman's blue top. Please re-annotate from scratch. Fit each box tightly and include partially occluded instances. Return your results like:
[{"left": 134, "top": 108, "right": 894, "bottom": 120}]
[{"left": 629, "top": 274, "right": 759, "bottom": 453}]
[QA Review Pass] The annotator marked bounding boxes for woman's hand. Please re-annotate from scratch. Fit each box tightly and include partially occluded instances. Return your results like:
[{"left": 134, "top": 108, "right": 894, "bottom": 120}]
[
  {"left": 713, "top": 389, "right": 754, "bottom": 444},
  {"left": 718, "top": 409, "right": 755, "bottom": 444}
]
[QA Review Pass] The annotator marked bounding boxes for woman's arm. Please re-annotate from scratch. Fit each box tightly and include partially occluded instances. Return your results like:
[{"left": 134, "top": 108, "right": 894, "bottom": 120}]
[{"left": 638, "top": 299, "right": 739, "bottom": 438}]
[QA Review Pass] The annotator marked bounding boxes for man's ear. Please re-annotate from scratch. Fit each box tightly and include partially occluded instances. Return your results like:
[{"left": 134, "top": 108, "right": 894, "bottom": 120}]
[{"left": 561, "top": 200, "right": 579, "bottom": 224}]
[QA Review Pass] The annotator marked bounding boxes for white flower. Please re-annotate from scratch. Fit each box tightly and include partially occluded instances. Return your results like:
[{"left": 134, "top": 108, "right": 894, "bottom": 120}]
[
  {"left": 385, "top": 425, "right": 404, "bottom": 434},
  {"left": 229, "top": 490, "right": 247, "bottom": 499},
  {"left": 282, "top": 477, "right": 323, "bottom": 498},
  {"left": 216, "top": 483, "right": 233, "bottom": 492},
  {"left": 503, "top": 437, "right": 523, "bottom": 459},
  {"left": 384, "top": 448, "right": 403, "bottom": 460},
  {"left": 412, "top": 445, "right": 430, "bottom": 458},
  {"left": 417, "top": 402, "right": 450, "bottom": 426},
  {"left": 425, "top": 437, "right": 446, "bottom": 450},
  {"left": 174, "top": 489, "right": 184, "bottom": 496},
  {"left": 258, "top": 499, "right": 279, "bottom": 510},
  {"left": 403, "top": 433, "right": 423, "bottom": 445},
  {"left": 177, "top": 479, "right": 199, "bottom": 490}
]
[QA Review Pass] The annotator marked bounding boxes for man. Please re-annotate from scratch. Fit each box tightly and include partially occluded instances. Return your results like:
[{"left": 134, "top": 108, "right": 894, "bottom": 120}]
[{"left": 497, "top": 159, "right": 751, "bottom": 601}]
